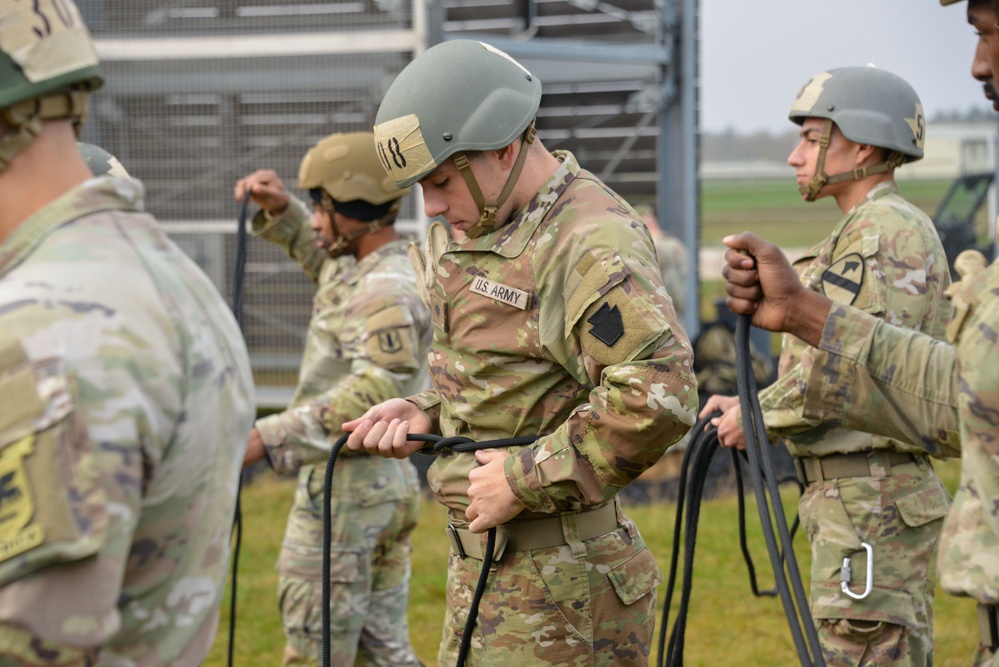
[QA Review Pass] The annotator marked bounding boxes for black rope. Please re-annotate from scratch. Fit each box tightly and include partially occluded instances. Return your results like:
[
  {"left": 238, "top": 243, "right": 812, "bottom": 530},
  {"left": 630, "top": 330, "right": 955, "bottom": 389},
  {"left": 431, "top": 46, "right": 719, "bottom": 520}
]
[
  {"left": 735, "top": 315, "right": 825, "bottom": 667},
  {"left": 322, "top": 432, "right": 538, "bottom": 667},
  {"left": 656, "top": 412, "right": 719, "bottom": 667},
  {"left": 226, "top": 189, "right": 251, "bottom": 667}
]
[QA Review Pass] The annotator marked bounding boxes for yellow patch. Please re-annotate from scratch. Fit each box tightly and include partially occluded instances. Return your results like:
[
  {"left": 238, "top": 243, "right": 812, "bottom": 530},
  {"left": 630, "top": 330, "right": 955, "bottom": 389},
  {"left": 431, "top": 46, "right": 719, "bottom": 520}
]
[
  {"left": 374, "top": 114, "right": 436, "bottom": 185},
  {"left": 821, "top": 253, "right": 864, "bottom": 305},
  {"left": 790, "top": 72, "right": 833, "bottom": 114},
  {"left": 905, "top": 103, "right": 926, "bottom": 150},
  {"left": 0, "top": 435, "right": 44, "bottom": 563},
  {"left": 0, "top": 0, "right": 98, "bottom": 83}
]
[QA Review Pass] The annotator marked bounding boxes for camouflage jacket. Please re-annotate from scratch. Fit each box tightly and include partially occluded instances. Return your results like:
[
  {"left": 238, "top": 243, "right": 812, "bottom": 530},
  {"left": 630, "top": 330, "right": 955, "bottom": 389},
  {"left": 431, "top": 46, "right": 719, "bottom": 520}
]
[
  {"left": 409, "top": 151, "right": 697, "bottom": 523},
  {"left": 252, "top": 198, "right": 431, "bottom": 475},
  {"left": 760, "top": 182, "right": 952, "bottom": 457},
  {"left": 801, "top": 258, "right": 999, "bottom": 602},
  {"left": 0, "top": 177, "right": 255, "bottom": 664}
]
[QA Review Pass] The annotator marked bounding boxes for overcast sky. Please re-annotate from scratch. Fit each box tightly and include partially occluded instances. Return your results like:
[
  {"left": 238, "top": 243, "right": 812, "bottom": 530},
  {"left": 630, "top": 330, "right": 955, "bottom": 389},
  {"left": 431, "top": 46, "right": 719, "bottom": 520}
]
[{"left": 700, "top": 1, "right": 992, "bottom": 134}]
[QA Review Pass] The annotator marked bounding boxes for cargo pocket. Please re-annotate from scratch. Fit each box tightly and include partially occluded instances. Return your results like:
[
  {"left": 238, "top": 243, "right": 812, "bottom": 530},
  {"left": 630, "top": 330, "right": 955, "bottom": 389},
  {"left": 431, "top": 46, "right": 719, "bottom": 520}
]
[
  {"left": 606, "top": 546, "right": 664, "bottom": 605},
  {"left": 895, "top": 482, "right": 951, "bottom": 529},
  {"left": 0, "top": 350, "right": 107, "bottom": 586}
]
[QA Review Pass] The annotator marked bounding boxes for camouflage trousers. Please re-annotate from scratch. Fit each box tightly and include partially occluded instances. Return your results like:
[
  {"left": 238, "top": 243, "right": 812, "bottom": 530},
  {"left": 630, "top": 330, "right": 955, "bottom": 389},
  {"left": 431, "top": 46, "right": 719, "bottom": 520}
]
[
  {"left": 437, "top": 508, "right": 663, "bottom": 667},
  {"left": 798, "top": 454, "right": 951, "bottom": 667},
  {"left": 277, "top": 457, "right": 424, "bottom": 667}
]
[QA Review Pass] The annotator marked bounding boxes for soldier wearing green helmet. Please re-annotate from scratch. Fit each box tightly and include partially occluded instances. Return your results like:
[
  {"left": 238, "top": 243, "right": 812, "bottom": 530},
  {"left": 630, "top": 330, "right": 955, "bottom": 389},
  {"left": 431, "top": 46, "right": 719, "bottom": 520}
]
[
  {"left": 701, "top": 66, "right": 953, "bottom": 667},
  {"left": 345, "top": 39, "right": 697, "bottom": 665},
  {"left": 234, "top": 131, "right": 430, "bottom": 667},
  {"left": 0, "top": 0, "right": 255, "bottom": 664},
  {"left": 713, "top": 1, "right": 999, "bottom": 664}
]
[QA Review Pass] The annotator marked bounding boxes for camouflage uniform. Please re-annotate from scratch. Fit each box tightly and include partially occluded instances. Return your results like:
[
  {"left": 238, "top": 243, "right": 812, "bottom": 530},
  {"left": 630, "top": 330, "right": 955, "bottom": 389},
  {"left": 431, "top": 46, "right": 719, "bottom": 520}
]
[
  {"left": 251, "top": 196, "right": 430, "bottom": 667},
  {"left": 0, "top": 176, "right": 255, "bottom": 664},
  {"left": 409, "top": 151, "right": 698, "bottom": 666},
  {"left": 759, "top": 182, "right": 953, "bottom": 666},
  {"left": 798, "top": 258, "right": 999, "bottom": 665}
]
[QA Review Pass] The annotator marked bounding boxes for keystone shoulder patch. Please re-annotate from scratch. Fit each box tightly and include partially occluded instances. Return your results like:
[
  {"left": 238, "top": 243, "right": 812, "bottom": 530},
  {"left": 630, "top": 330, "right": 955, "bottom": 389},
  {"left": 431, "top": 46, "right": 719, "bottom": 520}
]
[
  {"left": 587, "top": 302, "right": 624, "bottom": 346},
  {"left": 821, "top": 253, "right": 864, "bottom": 305}
]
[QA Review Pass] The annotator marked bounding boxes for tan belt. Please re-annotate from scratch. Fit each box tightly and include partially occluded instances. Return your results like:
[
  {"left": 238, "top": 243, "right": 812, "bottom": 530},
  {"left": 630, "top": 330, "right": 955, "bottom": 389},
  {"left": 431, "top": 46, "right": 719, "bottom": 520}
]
[
  {"left": 447, "top": 502, "right": 619, "bottom": 561},
  {"left": 979, "top": 603, "right": 999, "bottom": 653},
  {"left": 795, "top": 450, "right": 919, "bottom": 485}
]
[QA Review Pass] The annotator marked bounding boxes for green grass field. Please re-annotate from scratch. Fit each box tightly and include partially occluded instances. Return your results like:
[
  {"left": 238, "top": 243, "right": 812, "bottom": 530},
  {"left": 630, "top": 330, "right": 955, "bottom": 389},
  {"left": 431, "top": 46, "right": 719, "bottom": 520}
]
[
  {"left": 205, "top": 177, "right": 979, "bottom": 666},
  {"left": 208, "top": 460, "right": 976, "bottom": 667}
]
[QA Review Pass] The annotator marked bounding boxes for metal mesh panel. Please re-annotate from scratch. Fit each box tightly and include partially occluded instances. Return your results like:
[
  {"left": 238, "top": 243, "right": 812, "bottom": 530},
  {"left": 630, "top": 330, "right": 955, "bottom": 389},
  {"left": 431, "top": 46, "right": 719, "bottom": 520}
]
[{"left": 78, "top": 3, "right": 420, "bottom": 405}]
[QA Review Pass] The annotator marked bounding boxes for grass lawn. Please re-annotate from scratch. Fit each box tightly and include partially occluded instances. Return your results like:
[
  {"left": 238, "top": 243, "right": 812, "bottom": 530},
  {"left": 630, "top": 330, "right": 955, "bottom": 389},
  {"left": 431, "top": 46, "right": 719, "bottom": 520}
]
[{"left": 207, "top": 458, "right": 976, "bottom": 667}]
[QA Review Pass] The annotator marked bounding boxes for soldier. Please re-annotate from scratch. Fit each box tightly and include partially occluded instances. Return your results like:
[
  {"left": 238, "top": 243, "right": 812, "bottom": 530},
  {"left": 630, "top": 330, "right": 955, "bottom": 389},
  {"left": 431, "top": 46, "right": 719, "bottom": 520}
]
[
  {"left": 343, "top": 40, "right": 697, "bottom": 665},
  {"left": 233, "top": 131, "right": 430, "bottom": 667},
  {"left": 700, "top": 67, "right": 954, "bottom": 666},
  {"left": 718, "top": 2, "right": 999, "bottom": 663},
  {"left": 0, "top": 1, "right": 255, "bottom": 664},
  {"left": 634, "top": 203, "right": 690, "bottom": 323}
]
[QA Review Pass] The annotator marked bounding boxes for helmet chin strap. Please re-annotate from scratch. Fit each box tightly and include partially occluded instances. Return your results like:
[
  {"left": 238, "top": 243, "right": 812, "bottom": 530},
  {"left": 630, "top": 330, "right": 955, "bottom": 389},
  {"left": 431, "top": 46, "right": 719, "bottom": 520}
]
[
  {"left": 799, "top": 119, "right": 905, "bottom": 202},
  {"left": 320, "top": 193, "right": 398, "bottom": 259},
  {"left": 452, "top": 121, "right": 537, "bottom": 240}
]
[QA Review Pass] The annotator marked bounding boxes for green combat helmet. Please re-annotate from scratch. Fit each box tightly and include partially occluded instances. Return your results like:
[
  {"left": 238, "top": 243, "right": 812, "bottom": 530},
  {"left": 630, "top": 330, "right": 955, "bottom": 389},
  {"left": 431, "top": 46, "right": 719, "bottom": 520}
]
[
  {"left": 0, "top": 0, "right": 103, "bottom": 168},
  {"left": 77, "top": 142, "right": 129, "bottom": 178},
  {"left": 298, "top": 131, "right": 410, "bottom": 258},
  {"left": 789, "top": 66, "right": 924, "bottom": 201},
  {"left": 373, "top": 39, "right": 542, "bottom": 239}
]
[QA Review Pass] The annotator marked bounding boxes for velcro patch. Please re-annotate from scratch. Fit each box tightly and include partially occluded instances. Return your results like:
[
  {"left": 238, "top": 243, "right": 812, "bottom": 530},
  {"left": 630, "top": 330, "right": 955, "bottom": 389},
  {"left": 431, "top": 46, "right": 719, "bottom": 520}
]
[
  {"left": 0, "top": 0, "right": 98, "bottom": 83},
  {"left": 821, "top": 253, "right": 864, "bottom": 305},
  {"left": 374, "top": 114, "right": 436, "bottom": 185},
  {"left": 587, "top": 302, "right": 624, "bottom": 346},
  {"left": 469, "top": 277, "right": 530, "bottom": 310}
]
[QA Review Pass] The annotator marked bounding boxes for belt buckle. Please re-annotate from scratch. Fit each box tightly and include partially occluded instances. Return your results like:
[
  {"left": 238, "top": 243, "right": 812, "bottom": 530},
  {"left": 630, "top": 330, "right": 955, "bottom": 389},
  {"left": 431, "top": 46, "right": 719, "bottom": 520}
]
[{"left": 446, "top": 524, "right": 465, "bottom": 559}]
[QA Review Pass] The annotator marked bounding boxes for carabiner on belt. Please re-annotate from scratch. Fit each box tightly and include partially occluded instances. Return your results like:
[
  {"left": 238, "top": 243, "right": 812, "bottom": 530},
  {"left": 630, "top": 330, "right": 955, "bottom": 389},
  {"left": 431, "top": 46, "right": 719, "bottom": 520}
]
[{"left": 840, "top": 542, "right": 874, "bottom": 600}]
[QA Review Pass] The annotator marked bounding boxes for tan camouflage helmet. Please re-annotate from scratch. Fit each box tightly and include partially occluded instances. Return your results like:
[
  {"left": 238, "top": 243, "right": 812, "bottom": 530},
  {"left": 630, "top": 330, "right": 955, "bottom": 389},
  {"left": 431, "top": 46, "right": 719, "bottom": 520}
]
[
  {"left": 78, "top": 142, "right": 129, "bottom": 178},
  {"left": 0, "top": 0, "right": 103, "bottom": 168},
  {"left": 298, "top": 131, "right": 409, "bottom": 258},
  {"left": 789, "top": 66, "right": 925, "bottom": 201},
  {"left": 373, "top": 40, "right": 542, "bottom": 239}
]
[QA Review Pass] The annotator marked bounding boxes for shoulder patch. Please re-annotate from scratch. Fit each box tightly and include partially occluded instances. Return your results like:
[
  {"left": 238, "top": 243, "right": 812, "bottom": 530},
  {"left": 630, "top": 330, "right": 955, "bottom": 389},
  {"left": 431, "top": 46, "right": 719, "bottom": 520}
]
[
  {"left": 821, "top": 253, "right": 864, "bottom": 305},
  {"left": 587, "top": 302, "right": 624, "bottom": 346}
]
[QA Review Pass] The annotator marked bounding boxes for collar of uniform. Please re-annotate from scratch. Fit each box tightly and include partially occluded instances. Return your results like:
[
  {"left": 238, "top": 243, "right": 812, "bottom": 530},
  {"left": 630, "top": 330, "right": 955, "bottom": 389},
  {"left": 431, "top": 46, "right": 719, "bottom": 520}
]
[
  {"left": 339, "top": 237, "right": 409, "bottom": 286},
  {"left": 0, "top": 176, "right": 145, "bottom": 277},
  {"left": 849, "top": 180, "right": 899, "bottom": 213},
  {"left": 454, "top": 150, "right": 579, "bottom": 259},
  {"left": 802, "top": 180, "right": 904, "bottom": 266}
]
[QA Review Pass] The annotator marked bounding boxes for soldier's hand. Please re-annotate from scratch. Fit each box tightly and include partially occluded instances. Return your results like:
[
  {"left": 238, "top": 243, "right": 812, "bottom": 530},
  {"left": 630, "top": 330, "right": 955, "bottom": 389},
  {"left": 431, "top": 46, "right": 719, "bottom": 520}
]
[
  {"left": 722, "top": 232, "right": 831, "bottom": 347},
  {"left": 698, "top": 394, "right": 738, "bottom": 423},
  {"left": 342, "top": 399, "right": 431, "bottom": 459},
  {"left": 714, "top": 405, "right": 746, "bottom": 450},
  {"left": 234, "top": 169, "right": 291, "bottom": 217},
  {"left": 466, "top": 449, "right": 525, "bottom": 532},
  {"left": 243, "top": 428, "right": 267, "bottom": 467}
]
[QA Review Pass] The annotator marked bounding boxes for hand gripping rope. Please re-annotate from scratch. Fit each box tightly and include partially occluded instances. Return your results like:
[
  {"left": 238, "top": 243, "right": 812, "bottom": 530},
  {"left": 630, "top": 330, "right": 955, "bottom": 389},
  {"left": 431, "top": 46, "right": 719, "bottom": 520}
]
[{"left": 322, "top": 432, "right": 538, "bottom": 667}]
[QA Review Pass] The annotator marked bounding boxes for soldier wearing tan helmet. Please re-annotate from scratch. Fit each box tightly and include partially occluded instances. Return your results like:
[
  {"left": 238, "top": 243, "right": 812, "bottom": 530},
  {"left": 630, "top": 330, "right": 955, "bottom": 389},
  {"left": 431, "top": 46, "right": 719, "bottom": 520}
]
[
  {"left": 0, "top": 0, "right": 255, "bottom": 663},
  {"left": 234, "top": 132, "right": 430, "bottom": 667},
  {"left": 701, "top": 66, "right": 953, "bottom": 666},
  {"left": 343, "top": 39, "right": 697, "bottom": 665}
]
